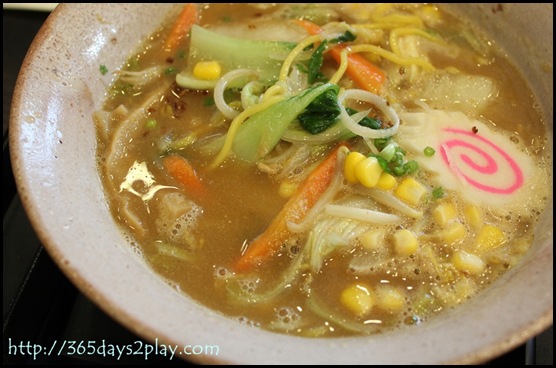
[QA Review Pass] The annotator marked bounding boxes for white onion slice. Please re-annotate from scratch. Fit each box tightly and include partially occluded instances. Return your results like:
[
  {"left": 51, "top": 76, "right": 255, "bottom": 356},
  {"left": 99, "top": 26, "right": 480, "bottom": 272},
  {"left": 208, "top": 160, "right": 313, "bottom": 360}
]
[
  {"left": 337, "top": 89, "right": 400, "bottom": 139},
  {"left": 214, "top": 69, "right": 258, "bottom": 119}
]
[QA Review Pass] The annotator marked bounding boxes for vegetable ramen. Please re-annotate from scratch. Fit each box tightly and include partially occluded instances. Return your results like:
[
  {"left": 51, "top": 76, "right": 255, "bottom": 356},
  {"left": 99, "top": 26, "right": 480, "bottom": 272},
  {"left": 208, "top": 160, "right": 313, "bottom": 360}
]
[{"left": 95, "top": 3, "right": 552, "bottom": 337}]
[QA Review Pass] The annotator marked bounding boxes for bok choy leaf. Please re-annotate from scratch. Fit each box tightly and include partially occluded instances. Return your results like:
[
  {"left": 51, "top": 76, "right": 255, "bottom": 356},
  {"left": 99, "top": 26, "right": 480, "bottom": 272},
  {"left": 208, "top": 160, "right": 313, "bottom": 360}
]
[
  {"left": 213, "top": 83, "right": 340, "bottom": 163},
  {"left": 177, "top": 25, "right": 299, "bottom": 89}
]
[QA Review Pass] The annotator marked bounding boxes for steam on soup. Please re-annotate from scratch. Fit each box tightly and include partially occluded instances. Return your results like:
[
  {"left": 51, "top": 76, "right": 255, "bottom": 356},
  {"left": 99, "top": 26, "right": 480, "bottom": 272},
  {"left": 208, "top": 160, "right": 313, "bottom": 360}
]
[{"left": 95, "top": 3, "right": 552, "bottom": 337}]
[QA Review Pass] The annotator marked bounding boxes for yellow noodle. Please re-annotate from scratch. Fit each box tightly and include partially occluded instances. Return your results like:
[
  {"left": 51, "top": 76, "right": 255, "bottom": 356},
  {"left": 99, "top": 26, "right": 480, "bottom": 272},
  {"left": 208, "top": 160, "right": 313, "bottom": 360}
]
[
  {"left": 357, "top": 23, "right": 415, "bottom": 31},
  {"left": 328, "top": 48, "right": 349, "bottom": 85},
  {"left": 389, "top": 27, "right": 445, "bottom": 56},
  {"left": 262, "top": 84, "right": 285, "bottom": 101},
  {"left": 348, "top": 44, "right": 435, "bottom": 71},
  {"left": 373, "top": 14, "right": 424, "bottom": 28},
  {"left": 371, "top": 3, "right": 424, "bottom": 28},
  {"left": 279, "top": 34, "right": 323, "bottom": 82}
]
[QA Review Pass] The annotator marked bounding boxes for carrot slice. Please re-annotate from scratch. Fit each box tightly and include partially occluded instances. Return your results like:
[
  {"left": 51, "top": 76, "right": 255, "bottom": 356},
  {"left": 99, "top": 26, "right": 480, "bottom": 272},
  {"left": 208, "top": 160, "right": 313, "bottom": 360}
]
[
  {"left": 294, "top": 19, "right": 324, "bottom": 36},
  {"left": 163, "top": 154, "right": 206, "bottom": 200},
  {"left": 234, "top": 145, "right": 346, "bottom": 272},
  {"left": 164, "top": 3, "right": 198, "bottom": 53},
  {"left": 293, "top": 19, "right": 385, "bottom": 93},
  {"left": 328, "top": 46, "right": 385, "bottom": 93}
]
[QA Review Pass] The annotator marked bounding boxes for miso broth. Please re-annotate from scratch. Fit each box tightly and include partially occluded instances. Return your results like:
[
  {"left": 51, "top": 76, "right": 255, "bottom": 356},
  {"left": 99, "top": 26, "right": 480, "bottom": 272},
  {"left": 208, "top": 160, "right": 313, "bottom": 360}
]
[{"left": 95, "top": 3, "right": 552, "bottom": 337}]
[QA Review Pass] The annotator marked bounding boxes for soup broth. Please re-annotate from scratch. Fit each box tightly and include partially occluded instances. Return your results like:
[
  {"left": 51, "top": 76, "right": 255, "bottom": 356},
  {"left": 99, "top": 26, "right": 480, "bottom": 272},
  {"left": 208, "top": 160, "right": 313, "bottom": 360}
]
[{"left": 95, "top": 3, "right": 552, "bottom": 337}]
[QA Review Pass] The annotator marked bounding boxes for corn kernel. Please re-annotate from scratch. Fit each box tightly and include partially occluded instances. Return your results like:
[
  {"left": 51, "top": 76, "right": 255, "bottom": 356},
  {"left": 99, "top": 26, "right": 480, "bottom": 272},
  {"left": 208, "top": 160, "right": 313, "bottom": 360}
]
[
  {"left": 394, "top": 177, "right": 426, "bottom": 206},
  {"left": 355, "top": 156, "right": 383, "bottom": 188},
  {"left": 452, "top": 250, "right": 486, "bottom": 275},
  {"left": 439, "top": 221, "right": 467, "bottom": 245},
  {"left": 193, "top": 61, "right": 222, "bottom": 81},
  {"left": 340, "top": 284, "right": 374, "bottom": 316},
  {"left": 475, "top": 225, "right": 506, "bottom": 253},
  {"left": 392, "top": 229, "right": 418, "bottom": 256},
  {"left": 359, "top": 229, "right": 385, "bottom": 251},
  {"left": 433, "top": 202, "right": 456, "bottom": 227},
  {"left": 278, "top": 180, "right": 298, "bottom": 198},
  {"left": 376, "top": 172, "right": 397, "bottom": 190},
  {"left": 464, "top": 205, "right": 483, "bottom": 229},
  {"left": 344, "top": 151, "right": 366, "bottom": 184},
  {"left": 375, "top": 286, "right": 405, "bottom": 312}
]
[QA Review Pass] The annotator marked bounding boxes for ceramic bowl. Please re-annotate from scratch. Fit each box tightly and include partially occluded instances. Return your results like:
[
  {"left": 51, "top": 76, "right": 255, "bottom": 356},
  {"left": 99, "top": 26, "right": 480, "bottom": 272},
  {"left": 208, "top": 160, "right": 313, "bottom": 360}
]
[{"left": 10, "top": 3, "right": 553, "bottom": 364}]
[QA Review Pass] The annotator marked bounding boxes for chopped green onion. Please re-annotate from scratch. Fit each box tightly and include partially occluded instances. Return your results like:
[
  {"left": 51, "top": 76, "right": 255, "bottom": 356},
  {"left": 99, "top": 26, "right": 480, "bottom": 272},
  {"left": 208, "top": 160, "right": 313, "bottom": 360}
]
[
  {"left": 424, "top": 146, "right": 436, "bottom": 156},
  {"left": 370, "top": 154, "right": 389, "bottom": 171},
  {"left": 99, "top": 64, "right": 108, "bottom": 75},
  {"left": 379, "top": 142, "right": 397, "bottom": 162},
  {"left": 203, "top": 97, "right": 215, "bottom": 107},
  {"left": 432, "top": 187, "right": 444, "bottom": 199},
  {"left": 403, "top": 160, "right": 419, "bottom": 175},
  {"left": 392, "top": 151, "right": 404, "bottom": 167},
  {"left": 146, "top": 119, "right": 157, "bottom": 129},
  {"left": 392, "top": 166, "right": 405, "bottom": 176},
  {"left": 164, "top": 67, "right": 176, "bottom": 75},
  {"left": 374, "top": 138, "right": 390, "bottom": 151}
]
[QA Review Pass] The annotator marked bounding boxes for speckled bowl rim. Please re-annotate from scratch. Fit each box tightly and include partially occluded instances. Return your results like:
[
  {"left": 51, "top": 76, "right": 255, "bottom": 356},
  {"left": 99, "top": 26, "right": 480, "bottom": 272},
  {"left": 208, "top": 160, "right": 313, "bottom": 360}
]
[{"left": 9, "top": 3, "right": 553, "bottom": 365}]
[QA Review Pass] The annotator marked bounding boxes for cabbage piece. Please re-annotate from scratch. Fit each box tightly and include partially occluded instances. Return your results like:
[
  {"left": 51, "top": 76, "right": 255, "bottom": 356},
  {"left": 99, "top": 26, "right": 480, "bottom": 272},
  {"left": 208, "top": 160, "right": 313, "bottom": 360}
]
[
  {"left": 388, "top": 70, "right": 498, "bottom": 114},
  {"left": 105, "top": 81, "right": 171, "bottom": 192},
  {"left": 207, "top": 19, "right": 308, "bottom": 42},
  {"left": 154, "top": 191, "right": 202, "bottom": 249},
  {"left": 417, "top": 73, "right": 498, "bottom": 113},
  {"left": 226, "top": 245, "right": 309, "bottom": 304},
  {"left": 306, "top": 294, "right": 383, "bottom": 334},
  {"left": 307, "top": 217, "right": 369, "bottom": 272},
  {"left": 176, "top": 25, "right": 299, "bottom": 89}
]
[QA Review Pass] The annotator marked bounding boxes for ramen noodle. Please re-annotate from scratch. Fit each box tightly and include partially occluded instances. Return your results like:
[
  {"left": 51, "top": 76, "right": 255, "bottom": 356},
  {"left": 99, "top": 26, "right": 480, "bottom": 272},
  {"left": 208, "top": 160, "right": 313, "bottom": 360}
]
[{"left": 95, "top": 3, "right": 552, "bottom": 337}]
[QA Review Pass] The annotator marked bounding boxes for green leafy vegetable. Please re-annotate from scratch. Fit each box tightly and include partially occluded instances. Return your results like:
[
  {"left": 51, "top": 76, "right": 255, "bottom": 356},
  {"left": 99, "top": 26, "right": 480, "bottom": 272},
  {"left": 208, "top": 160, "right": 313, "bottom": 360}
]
[
  {"left": 208, "top": 83, "right": 340, "bottom": 163},
  {"left": 286, "top": 4, "right": 340, "bottom": 25},
  {"left": 298, "top": 87, "right": 340, "bottom": 134},
  {"left": 176, "top": 25, "right": 298, "bottom": 89},
  {"left": 346, "top": 107, "right": 382, "bottom": 130},
  {"left": 330, "top": 31, "right": 356, "bottom": 44},
  {"left": 297, "top": 102, "right": 386, "bottom": 136},
  {"left": 303, "top": 31, "right": 356, "bottom": 84},
  {"left": 307, "top": 41, "right": 328, "bottom": 84}
]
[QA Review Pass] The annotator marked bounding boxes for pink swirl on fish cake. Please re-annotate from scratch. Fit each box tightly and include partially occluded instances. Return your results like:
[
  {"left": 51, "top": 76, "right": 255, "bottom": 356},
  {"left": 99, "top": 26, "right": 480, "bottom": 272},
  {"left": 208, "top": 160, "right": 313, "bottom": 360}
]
[{"left": 440, "top": 128, "right": 524, "bottom": 194}]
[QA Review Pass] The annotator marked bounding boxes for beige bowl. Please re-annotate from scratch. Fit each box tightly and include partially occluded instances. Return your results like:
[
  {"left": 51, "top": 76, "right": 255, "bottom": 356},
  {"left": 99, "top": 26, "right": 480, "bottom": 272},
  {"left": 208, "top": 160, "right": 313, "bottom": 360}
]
[{"left": 10, "top": 3, "right": 553, "bottom": 364}]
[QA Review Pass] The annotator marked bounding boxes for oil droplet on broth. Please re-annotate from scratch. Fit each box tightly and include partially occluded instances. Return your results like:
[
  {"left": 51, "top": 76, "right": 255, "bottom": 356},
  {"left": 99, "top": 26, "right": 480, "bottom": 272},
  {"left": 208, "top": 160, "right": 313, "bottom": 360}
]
[{"left": 24, "top": 115, "right": 36, "bottom": 124}]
